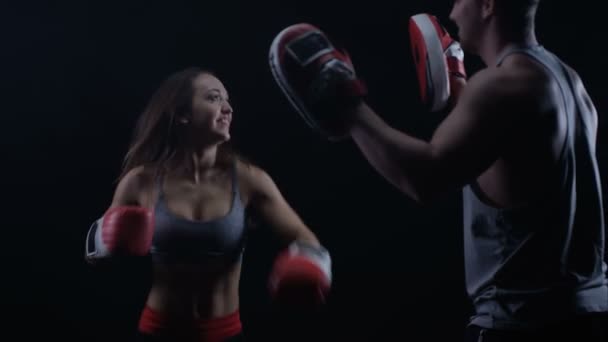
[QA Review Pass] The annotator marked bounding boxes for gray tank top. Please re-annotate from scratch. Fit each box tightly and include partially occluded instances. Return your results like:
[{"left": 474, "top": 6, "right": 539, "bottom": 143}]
[
  {"left": 150, "top": 163, "right": 247, "bottom": 263},
  {"left": 463, "top": 45, "right": 608, "bottom": 330}
]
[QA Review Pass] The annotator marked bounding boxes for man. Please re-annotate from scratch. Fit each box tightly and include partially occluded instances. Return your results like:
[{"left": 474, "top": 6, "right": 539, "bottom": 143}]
[{"left": 269, "top": 0, "right": 607, "bottom": 340}]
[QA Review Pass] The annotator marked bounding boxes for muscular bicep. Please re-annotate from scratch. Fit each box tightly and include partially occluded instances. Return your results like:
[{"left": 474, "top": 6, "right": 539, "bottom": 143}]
[{"left": 428, "top": 73, "right": 519, "bottom": 190}]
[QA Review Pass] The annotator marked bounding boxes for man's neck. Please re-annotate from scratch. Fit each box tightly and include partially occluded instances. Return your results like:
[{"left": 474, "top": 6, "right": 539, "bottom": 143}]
[{"left": 479, "top": 24, "right": 538, "bottom": 66}]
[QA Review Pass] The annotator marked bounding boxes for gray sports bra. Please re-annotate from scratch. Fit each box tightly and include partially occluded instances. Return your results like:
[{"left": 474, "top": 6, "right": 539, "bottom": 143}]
[{"left": 150, "top": 163, "right": 247, "bottom": 263}]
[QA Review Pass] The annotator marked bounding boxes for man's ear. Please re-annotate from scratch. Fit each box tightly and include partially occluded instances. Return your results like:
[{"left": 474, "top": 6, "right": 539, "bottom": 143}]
[{"left": 481, "top": 0, "right": 495, "bottom": 20}]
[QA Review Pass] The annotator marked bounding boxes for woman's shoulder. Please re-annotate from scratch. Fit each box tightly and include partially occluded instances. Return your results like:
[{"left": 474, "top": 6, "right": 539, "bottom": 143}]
[
  {"left": 120, "top": 165, "right": 157, "bottom": 187},
  {"left": 112, "top": 165, "right": 158, "bottom": 207},
  {"left": 234, "top": 159, "right": 271, "bottom": 185},
  {"left": 233, "top": 158, "right": 277, "bottom": 204}
]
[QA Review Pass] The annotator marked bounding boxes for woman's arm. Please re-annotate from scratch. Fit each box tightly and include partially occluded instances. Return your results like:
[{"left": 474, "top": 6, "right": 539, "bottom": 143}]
[
  {"left": 85, "top": 166, "right": 155, "bottom": 263},
  {"left": 241, "top": 162, "right": 331, "bottom": 305},
  {"left": 245, "top": 164, "right": 320, "bottom": 246}
]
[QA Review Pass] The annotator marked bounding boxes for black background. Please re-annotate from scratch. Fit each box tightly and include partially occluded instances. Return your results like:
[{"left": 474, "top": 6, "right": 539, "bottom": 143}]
[{"left": 2, "top": 1, "right": 606, "bottom": 341}]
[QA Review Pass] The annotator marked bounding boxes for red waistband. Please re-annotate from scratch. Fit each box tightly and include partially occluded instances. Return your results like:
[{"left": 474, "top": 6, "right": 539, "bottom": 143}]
[{"left": 138, "top": 305, "right": 242, "bottom": 342}]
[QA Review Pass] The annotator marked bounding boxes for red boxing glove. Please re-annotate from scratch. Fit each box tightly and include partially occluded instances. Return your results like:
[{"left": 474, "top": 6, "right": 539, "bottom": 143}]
[
  {"left": 268, "top": 241, "right": 332, "bottom": 306},
  {"left": 269, "top": 23, "right": 367, "bottom": 141},
  {"left": 409, "top": 13, "right": 466, "bottom": 112},
  {"left": 86, "top": 206, "right": 154, "bottom": 261}
]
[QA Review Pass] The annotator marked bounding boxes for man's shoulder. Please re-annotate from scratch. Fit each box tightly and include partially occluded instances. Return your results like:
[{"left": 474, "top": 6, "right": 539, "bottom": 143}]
[{"left": 465, "top": 63, "right": 552, "bottom": 108}]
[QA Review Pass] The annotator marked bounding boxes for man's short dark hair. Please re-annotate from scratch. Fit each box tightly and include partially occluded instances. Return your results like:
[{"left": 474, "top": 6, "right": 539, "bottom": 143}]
[{"left": 495, "top": 0, "right": 540, "bottom": 27}]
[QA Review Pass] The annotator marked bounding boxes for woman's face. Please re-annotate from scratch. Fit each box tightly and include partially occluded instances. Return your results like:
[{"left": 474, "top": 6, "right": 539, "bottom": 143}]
[{"left": 187, "top": 73, "right": 233, "bottom": 143}]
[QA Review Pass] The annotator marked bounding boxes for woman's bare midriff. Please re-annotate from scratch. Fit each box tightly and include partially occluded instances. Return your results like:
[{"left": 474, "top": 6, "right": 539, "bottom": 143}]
[{"left": 145, "top": 260, "right": 242, "bottom": 319}]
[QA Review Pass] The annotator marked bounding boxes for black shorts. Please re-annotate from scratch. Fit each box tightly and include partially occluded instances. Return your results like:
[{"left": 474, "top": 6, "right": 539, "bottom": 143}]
[{"left": 465, "top": 313, "right": 607, "bottom": 342}]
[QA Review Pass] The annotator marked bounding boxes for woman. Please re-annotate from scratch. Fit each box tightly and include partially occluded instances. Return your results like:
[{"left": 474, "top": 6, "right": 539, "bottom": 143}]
[{"left": 85, "top": 67, "right": 332, "bottom": 342}]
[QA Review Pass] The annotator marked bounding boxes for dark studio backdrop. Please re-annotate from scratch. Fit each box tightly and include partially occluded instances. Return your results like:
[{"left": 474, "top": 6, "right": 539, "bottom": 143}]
[{"left": 1, "top": 0, "right": 606, "bottom": 341}]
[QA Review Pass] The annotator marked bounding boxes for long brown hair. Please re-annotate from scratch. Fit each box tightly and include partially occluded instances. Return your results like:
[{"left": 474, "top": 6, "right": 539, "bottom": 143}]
[{"left": 119, "top": 67, "right": 240, "bottom": 180}]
